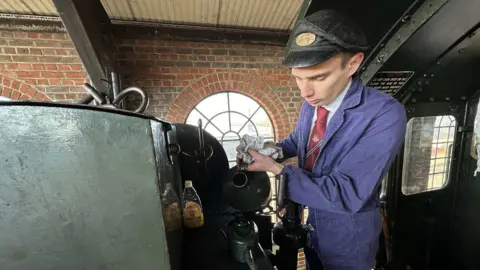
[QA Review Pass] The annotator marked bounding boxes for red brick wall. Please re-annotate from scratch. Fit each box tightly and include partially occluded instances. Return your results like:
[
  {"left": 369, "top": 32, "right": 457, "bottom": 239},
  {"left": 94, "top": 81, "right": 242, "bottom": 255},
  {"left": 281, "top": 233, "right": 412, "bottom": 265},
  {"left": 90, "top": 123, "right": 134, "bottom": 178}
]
[
  {"left": 117, "top": 37, "right": 302, "bottom": 140},
  {"left": 0, "top": 29, "right": 306, "bottom": 268},
  {"left": 0, "top": 31, "right": 303, "bottom": 141},
  {"left": 0, "top": 31, "right": 89, "bottom": 101}
]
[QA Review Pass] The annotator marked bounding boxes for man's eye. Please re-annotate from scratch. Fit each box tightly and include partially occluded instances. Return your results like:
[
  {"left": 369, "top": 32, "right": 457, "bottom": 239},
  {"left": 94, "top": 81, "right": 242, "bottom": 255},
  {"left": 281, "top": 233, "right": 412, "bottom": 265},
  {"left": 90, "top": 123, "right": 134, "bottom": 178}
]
[{"left": 315, "top": 77, "right": 325, "bottom": 81}]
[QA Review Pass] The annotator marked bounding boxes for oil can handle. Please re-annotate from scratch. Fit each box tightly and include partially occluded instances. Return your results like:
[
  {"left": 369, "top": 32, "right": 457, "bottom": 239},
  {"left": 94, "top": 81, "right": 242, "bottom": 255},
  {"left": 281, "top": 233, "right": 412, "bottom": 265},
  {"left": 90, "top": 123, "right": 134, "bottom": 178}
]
[
  {"left": 276, "top": 173, "right": 286, "bottom": 210},
  {"left": 245, "top": 246, "right": 258, "bottom": 270}
]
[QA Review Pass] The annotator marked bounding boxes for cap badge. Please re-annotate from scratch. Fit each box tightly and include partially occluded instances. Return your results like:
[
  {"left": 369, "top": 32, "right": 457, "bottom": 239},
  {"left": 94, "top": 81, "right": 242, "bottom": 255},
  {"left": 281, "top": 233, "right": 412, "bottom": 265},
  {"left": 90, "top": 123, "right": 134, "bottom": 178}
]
[{"left": 295, "top": 32, "right": 316, "bottom": 46}]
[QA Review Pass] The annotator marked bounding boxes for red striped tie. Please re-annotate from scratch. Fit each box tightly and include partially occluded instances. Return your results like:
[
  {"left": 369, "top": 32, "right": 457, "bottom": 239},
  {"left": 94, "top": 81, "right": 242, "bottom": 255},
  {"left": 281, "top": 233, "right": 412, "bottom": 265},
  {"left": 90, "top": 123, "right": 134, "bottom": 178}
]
[{"left": 304, "top": 106, "right": 329, "bottom": 171}]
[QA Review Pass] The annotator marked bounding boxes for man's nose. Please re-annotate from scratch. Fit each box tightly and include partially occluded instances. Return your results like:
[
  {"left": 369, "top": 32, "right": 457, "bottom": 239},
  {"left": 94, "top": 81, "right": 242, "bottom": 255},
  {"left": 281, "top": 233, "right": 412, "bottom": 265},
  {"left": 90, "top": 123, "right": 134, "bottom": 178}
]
[{"left": 298, "top": 80, "right": 314, "bottom": 98}]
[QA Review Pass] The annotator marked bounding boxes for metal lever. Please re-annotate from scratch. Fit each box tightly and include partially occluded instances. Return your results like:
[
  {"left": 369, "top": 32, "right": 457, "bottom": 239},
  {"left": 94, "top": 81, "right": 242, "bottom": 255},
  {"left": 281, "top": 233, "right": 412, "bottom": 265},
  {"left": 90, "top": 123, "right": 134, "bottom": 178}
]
[
  {"left": 198, "top": 118, "right": 205, "bottom": 155},
  {"left": 181, "top": 118, "right": 213, "bottom": 161},
  {"left": 271, "top": 173, "right": 308, "bottom": 270},
  {"left": 276, "top": 173, "right": 287, "bottom": 219}
]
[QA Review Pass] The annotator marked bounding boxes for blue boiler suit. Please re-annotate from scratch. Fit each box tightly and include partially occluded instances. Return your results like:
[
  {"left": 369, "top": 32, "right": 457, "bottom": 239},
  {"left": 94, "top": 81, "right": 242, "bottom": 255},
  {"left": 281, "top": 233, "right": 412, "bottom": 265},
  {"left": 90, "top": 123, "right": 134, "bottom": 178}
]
[{"left": 277, "top": 77, "right": 407, "bottom": 269}]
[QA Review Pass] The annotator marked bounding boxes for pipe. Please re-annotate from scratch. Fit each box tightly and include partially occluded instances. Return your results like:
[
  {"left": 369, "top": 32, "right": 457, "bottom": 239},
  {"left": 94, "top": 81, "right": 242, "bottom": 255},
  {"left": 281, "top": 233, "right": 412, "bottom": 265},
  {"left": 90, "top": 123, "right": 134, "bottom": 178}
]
[
  {"left": 76, "top": 94, "right": 94, "bottom": 105},
  {"left": 111, "top": 72, "right": 123, "bottom": 108},
  {"left": 112, "top": 86, "right": 149, "bottom": 113}
]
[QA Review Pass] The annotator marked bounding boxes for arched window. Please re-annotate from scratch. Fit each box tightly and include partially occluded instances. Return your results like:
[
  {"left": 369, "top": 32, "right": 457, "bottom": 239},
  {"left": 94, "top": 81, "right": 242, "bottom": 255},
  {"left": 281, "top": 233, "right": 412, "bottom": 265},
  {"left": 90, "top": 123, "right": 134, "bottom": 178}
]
[{"left": 185, "top": 91, "right": 275, "bottom": 168}]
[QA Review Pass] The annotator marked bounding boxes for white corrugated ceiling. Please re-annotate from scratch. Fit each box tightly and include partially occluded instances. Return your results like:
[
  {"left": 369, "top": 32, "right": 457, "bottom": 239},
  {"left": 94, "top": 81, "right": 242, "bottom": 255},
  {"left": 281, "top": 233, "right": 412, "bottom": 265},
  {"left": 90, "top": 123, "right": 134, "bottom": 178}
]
[{"left": 0, "top": 0, "right": 302, "bottom": 31}]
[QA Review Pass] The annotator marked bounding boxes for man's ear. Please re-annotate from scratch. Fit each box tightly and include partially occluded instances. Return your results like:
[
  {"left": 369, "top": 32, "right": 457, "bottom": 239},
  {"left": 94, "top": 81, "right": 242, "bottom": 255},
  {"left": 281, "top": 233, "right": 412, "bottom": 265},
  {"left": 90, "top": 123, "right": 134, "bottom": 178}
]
[{"left": 347, "top": 52, "right": 364, "bottom": 76}]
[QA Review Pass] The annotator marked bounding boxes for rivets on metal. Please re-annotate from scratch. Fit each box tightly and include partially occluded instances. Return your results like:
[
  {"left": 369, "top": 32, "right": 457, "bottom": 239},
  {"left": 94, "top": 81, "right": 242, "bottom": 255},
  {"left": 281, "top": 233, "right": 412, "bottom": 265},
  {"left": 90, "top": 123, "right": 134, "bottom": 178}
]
[
  {"left": 407, "top": 107, "right": 415, "bottom": 113},
  {"left": 402, "top": 15, "right": 411, "bottom": 23},
  {"left": 376, "top": 54, "right": 385, "bottom": 64},
  {"left": 450, "top": 105, "right": 459, "bottom": 112},
  {"left": 445, "top": 97, "right": 451, "bottom": 101},
  {"left": 429, "top": 97, "right": 435, "bottom": 102}
]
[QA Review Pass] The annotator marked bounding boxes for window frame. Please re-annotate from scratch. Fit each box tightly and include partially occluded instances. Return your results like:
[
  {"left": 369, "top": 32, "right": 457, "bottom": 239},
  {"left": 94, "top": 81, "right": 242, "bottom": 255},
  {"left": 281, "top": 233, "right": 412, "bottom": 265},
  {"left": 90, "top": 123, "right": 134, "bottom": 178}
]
[
  {"left": 400, "top": 114, "right": 458, "bottom": 196},
  {"left": 184, "top": 91, "right": 277, "bottom": 167},
  {"left": 184, "top": 91, "right": 280, "bottom": 219}
]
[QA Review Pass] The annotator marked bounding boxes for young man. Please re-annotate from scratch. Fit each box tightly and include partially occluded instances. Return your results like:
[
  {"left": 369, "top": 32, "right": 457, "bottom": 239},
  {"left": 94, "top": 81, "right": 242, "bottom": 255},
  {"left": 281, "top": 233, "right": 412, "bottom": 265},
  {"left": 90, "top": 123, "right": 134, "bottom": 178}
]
[{"left": 245, "top": 9, "right": 407, "bottom": 270}]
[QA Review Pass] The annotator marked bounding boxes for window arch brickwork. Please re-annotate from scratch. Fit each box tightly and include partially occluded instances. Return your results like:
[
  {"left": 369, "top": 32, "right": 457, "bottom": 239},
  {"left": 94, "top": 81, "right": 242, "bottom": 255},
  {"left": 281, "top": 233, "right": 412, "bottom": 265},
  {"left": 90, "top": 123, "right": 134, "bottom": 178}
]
[
  {"left": 0, "top": 73, "right": 52, "bottom": 101},
  {"left": 166, "top": 72, "right": 292, "bottom": 141},
  {"left": 185, "top": 91, "right": 276, "bottom": 168}
]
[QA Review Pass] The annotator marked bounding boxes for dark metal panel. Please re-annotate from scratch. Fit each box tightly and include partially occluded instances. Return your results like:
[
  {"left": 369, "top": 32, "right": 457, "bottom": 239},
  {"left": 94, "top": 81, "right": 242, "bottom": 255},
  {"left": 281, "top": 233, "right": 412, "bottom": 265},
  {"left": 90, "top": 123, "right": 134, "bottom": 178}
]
[
  {"left": 371, "top": 0, "right": 480, "bottom": 100},
  {"left": 0, "top": 104, "right": 172, "bottom": 270},
  {"left": 414, "top": 26, "right": 480, "bottom": 99},
  {"left": 52, "top": 0, "right": 118, "bottom": 98},
  {"left": 394, "top": 21, "right": 480, "bottom": 103},
  {"left": 305, "top": 0, "right": 425, "bottom": 66},
  {"left": 451, "top": 98, "right": 480, "bottom": 270},
  {"left": 359, "top": 0, "right": 449, "bottom": 83},
  {"left": 151, "top": 121, "right": 183, "bottom": 270},
  {"left": 390, "top": 101, "right": 465, "bottom": 269},
  {"left": 380, "top": 0, "right": 480, "bottom": 72}
]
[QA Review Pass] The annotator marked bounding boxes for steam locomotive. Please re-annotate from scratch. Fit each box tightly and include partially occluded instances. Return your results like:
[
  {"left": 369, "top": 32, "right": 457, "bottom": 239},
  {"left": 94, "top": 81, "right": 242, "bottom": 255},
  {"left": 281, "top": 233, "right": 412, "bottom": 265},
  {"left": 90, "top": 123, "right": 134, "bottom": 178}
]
[{"left": 2, "top": 0, "right": 480, "bottom": 269}]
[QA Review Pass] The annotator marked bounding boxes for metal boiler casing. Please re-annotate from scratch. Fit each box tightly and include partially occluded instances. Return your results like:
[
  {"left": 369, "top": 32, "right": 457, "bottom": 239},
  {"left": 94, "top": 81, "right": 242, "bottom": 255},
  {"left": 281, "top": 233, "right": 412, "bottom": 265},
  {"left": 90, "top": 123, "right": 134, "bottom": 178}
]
[{"left": 0, "top": 102, "right": 183, "bottom": 270}]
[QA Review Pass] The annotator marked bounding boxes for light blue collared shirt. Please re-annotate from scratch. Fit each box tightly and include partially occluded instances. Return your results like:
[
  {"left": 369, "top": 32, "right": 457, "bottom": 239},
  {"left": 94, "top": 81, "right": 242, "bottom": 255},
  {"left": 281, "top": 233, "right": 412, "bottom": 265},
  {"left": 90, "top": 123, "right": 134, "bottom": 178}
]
[{"left": 309, "top": 78, "right": 352, "bottom": 135}]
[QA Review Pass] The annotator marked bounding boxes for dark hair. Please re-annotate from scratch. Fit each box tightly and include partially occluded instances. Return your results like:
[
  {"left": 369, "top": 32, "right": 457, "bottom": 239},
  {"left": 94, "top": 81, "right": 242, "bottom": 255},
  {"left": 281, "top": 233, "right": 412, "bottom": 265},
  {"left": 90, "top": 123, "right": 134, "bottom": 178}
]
[{"left": 340, "top": 51, "right": 355, "bottom": 68}]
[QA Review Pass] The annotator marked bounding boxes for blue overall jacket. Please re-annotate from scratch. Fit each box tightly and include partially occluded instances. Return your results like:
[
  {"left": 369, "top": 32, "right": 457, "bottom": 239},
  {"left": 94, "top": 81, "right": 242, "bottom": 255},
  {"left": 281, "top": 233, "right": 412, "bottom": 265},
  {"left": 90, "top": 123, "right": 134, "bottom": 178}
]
[{"left": 277, "top": 77, "right": 407, "bottom": 268}]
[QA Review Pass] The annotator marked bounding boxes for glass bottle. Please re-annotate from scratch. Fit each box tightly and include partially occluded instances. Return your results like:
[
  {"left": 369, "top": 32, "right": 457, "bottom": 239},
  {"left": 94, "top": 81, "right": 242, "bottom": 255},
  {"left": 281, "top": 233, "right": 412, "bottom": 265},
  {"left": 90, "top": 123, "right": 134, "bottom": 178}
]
[
  {"left": 182, "top": 180, "right": 204, "bottom": 229},
  {"left": 161, "top": 182, "right": 182, "bottom": 232}
]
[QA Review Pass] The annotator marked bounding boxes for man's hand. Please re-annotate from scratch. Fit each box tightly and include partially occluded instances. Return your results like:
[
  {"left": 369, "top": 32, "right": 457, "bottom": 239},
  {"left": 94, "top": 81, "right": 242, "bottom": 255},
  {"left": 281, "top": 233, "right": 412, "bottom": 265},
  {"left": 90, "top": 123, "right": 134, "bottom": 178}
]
[{"left": 247, "top": 150, "right": 284, "bottom": 175}]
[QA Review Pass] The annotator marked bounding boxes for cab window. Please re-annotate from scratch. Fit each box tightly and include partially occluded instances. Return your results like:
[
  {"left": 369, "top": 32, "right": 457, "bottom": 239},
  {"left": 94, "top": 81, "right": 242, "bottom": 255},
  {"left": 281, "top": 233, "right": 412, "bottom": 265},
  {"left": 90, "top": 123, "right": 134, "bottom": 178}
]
[{"left": 401, "top": 115, "right": 457, "bottom": 195}]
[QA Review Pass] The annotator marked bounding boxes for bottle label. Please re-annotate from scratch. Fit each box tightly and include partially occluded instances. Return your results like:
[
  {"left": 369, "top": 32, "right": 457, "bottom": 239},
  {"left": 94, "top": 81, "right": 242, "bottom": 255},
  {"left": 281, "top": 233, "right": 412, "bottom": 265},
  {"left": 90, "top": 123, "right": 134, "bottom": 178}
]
[
  {"left": 183, "top": 201, "right": 204, "bottom": 228},
  {"left": 163, "top": 202, "right": 181, "bottom": 231}
]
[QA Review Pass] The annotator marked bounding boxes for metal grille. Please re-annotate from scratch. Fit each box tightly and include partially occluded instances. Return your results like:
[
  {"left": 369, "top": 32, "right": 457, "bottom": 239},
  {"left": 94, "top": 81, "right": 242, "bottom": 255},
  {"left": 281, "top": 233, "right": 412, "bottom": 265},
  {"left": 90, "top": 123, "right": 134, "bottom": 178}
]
[{"left": 366, "top": 71, "right": 414, "bottom": 95}]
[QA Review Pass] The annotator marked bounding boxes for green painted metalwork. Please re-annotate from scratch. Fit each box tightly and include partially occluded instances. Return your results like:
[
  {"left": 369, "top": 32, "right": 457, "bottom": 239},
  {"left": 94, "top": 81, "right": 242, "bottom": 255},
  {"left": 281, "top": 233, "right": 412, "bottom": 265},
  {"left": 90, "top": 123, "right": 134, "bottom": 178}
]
[{"left": 0, "top": 105, "right": 177, "bottom": 270}]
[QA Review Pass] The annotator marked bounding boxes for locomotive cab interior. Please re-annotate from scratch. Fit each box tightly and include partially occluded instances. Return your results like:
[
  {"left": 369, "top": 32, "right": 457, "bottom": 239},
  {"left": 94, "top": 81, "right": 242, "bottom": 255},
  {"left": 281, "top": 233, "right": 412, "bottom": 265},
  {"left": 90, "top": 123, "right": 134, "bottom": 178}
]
[{"left": 2, "top": 0, "right": 480, "bottom": 269}]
